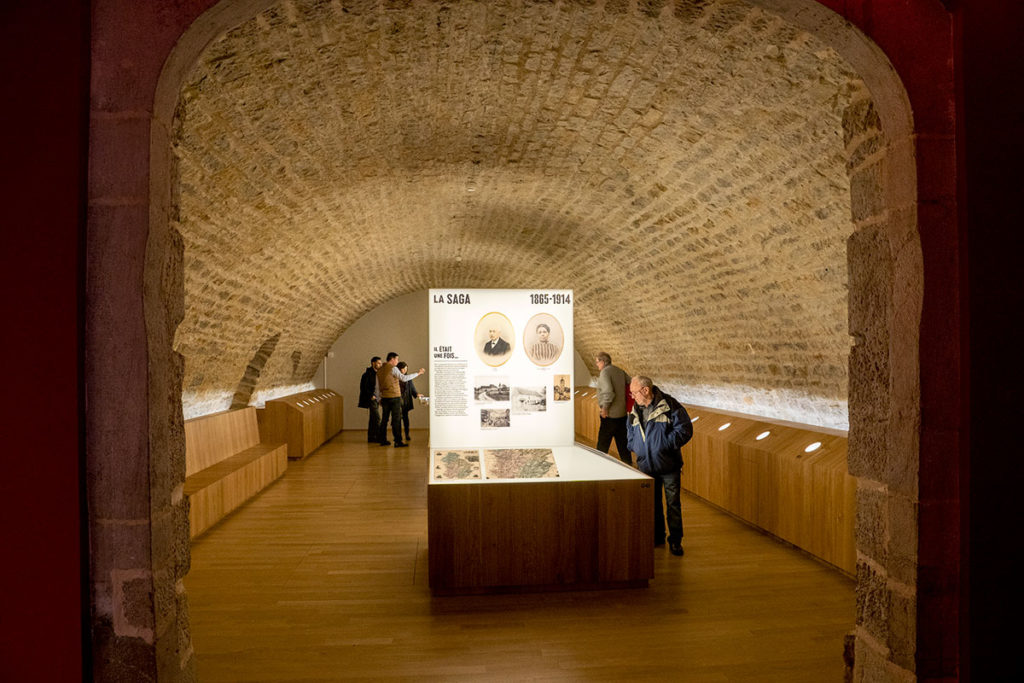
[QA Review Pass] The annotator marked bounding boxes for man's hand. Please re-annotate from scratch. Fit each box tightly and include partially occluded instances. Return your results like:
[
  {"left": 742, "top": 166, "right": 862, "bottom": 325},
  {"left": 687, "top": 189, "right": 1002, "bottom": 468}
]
[
  {"left": 418, "top": 368, "right": 425, "bottom": 374},
  {"left": 600, "top": 407, "right": 609, "bottom": 418}
]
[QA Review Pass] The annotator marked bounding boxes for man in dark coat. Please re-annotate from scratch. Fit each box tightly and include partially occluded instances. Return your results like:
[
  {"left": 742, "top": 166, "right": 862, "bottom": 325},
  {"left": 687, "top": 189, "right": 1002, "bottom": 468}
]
[
  {"left": 626, "top": 375, "right": 693, "bottom": 556},
  {"left": 482, "top": 327, "right": 511, "bottom": 356},
  {"left": 358, "top": 356, "right": 383, "bottom": 443}
]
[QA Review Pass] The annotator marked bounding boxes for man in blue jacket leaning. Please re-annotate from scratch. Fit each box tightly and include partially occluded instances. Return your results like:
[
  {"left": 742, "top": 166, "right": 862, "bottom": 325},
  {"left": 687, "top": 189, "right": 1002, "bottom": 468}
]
[{"left": 626, "top": 375, "right": 693, "bottom": 557}]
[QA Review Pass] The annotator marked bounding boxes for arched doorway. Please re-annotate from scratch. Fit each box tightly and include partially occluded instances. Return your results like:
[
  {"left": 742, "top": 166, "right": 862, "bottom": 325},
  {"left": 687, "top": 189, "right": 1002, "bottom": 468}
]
[{"left": 84, "top": 1, "right": 952, "bottom": 680}]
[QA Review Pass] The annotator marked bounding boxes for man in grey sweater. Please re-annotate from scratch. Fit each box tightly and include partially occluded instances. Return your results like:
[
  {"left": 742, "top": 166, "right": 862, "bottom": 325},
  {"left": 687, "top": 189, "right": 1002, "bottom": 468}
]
[{"left": 595, "top": 351, "right": 631, "bottom": 465}]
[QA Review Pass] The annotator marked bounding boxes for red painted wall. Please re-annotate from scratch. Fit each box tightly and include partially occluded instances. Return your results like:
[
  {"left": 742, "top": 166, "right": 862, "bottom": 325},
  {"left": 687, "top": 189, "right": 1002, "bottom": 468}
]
[{"left": 0, "top": 2, "right": 88, "bottom": 681}]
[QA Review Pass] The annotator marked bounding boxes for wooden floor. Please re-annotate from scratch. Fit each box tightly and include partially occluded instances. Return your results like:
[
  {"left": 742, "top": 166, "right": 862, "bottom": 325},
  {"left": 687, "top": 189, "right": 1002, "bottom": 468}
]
[{"left": 186, "top": 430, "right": 854, "bottom": 682}]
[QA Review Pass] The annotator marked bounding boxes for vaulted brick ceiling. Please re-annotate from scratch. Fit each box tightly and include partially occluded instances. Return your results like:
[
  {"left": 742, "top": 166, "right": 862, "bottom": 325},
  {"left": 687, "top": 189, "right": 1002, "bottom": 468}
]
[{"left": 174, "top": 0, "right": 865, "bottom": 428}]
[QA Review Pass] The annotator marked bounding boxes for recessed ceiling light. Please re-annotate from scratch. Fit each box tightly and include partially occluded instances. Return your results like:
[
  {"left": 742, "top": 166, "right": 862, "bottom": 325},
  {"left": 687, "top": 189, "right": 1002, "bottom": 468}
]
[
  {"left": 756, "top": 430, "right": 770, "bottom": 440},
  {"left": 805, "top": 441, "right": 822, "bottom": 453},
  {"left": 718, "top": 422, "right": 731, "bottom": 431}
]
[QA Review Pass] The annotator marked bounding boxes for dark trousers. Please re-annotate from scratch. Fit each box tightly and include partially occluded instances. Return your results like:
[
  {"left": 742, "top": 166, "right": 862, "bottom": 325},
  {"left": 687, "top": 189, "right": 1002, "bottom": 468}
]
[
  {"left": 596, "top": 415, "right": 630, "bottom": 465},
  {"left": 378, "top": 397, "right": 403, "bottom": 444},
  {"left": 365, "top": 401, "right": 381, "bottom": 442},
  {"left": 400, "top": 409, "right": 412, "bottom": 439},
  {"left": 652, "top": 470, "right": 683, "bottom": 544}
]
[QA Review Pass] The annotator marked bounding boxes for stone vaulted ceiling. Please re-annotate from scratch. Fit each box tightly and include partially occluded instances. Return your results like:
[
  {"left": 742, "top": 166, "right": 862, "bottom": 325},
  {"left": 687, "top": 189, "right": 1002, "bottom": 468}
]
[{"left": 173, "top": 0, "right": 866, "bottom": 428}]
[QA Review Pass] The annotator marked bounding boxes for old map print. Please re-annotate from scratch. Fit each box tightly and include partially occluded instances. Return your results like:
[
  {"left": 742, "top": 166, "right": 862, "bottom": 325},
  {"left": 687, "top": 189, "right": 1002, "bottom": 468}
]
[
  {"left": 484, "top": 448, "right": 559, "bottom": 479},
  {"left": 432, "top": 449, "right": 482, "bottom": 480}
]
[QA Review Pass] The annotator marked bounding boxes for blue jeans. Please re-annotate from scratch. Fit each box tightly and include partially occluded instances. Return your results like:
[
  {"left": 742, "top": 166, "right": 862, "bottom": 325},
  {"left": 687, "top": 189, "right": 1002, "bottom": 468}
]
[{"left": 652, "top": 470, "right": 683, "bottom": 544}]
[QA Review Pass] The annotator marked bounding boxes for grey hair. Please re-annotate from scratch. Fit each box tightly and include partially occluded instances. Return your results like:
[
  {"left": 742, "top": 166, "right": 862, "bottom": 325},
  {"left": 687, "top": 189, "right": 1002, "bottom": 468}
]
[
  {"left": 595, "top": 351, "right": 611, "bottom": 364},
  {"left": 631, "top": 375, "right": 654, "bottom": 389}
]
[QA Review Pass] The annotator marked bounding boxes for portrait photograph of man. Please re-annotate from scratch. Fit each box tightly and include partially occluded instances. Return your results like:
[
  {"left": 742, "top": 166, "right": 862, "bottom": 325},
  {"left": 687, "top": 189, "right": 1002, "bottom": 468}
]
[{"left": 475, "top": 312, "right": 515, "bottom": 367}]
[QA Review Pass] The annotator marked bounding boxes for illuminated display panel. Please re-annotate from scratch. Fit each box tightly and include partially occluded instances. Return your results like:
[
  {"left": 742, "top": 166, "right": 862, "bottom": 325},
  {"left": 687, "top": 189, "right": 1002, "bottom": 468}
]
[{"left": 429, "top": 289, "right": 574, "bottom": 449}]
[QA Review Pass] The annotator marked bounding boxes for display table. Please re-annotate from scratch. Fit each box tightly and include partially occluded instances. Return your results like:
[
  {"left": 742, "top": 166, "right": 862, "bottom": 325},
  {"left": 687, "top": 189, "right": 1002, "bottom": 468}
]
[
  {"left": 262, "top": 389, "right": 343, "bottom": 460},
  {"left": 428, "top": 445, "right": 653, "bottom": 594}
]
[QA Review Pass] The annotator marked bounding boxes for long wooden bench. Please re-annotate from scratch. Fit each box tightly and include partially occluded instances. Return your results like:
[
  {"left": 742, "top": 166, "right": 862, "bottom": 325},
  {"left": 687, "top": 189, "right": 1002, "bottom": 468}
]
[{"left": 184, "top": 406, "right": 288, "bottom": 538}]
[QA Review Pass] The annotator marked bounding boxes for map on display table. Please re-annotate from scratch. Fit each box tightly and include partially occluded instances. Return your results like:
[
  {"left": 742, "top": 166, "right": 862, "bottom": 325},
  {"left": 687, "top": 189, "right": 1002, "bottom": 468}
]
[
  {"left": 484, "top": 448, "right": 559, "bottom": 479},
  {"left": 432, "top": 449, "right": 482, "bottom": 480}
]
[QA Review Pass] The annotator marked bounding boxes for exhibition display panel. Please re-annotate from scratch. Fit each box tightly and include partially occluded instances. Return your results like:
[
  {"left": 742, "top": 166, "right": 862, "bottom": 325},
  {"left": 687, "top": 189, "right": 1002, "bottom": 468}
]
[{"left": 427, "top": 289, "right": 653, "bottom": 594}]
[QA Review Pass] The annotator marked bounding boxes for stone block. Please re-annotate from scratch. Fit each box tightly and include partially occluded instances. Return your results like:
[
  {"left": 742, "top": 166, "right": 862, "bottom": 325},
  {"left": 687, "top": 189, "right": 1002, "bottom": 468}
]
[
  {"left": 855, "top": 560, "right": 889, "bottom": 643},
  {"left": 886, "top": 492, "right": 918, "bottom": 585},
  {"left": 849, "top": 162, "right": 885, "bottom": 223},
  {"left": 91, "top": 617, "right": 157, "bottom": 683},
  {"left": 887, "top": 586, "right": 916, "bottom": 671},
  {"left": 842, "top": 98, "right": 881, "bottom": 148},
  {"left": 846, "top": 133, "right": 883, "bottom": 173},
  {"left": 854, "top": 484, "right": 887, "bottom": 566},
  {"left": 114, "top": 570, "right": 155, "bottom": 637},
  {"left": 846, "top": 224, "right": 892, "bottom": 337}
]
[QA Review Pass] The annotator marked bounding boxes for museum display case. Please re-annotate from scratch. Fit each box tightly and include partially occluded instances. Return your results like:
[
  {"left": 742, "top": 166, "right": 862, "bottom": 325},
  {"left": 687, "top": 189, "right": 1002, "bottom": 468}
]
[
  {"left": 427, "top": 444, "right": 653, "bottom": 594},
  {"left": 426, "top": 289, "right": 654, "bottom": 594}
]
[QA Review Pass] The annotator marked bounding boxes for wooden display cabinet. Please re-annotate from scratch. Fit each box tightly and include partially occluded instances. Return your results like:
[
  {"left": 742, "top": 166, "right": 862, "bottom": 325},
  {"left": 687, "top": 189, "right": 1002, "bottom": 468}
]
[{"left": 428, "top": 445, "right": 653, "bottom": 594}]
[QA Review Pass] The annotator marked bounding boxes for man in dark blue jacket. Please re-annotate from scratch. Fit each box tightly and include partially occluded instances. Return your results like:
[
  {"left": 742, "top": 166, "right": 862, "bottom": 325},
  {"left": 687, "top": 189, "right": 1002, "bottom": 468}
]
[{"left": 626, "top": 375, "right": 693, "bottom": 556}]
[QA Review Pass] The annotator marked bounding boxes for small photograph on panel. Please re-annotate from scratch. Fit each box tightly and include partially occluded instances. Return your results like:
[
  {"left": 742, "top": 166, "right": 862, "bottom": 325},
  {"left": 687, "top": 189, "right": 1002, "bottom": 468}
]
[
  {"left": 523, "top": 312, "right": 563, "bottom": 367},
  {"left": 553, "top": 374, "right": 571, "bottom": 401},
  {"left": 474, "top": 377, "right": 510, "bottom": 403},
  {"left": 475, "top": 312, "right": 515, "bottom": 367},
  {"left": 484, "top": 448, "right": 559, "bottom": 479},
  {"left": 511, "top": 386, "right": 547, "bottom": 414},
  {"left": 480, "top": 408, "right": 511, "bottom": 429},
  {"left": 432, "top": 449, "right": 482, "bottom": 481}
]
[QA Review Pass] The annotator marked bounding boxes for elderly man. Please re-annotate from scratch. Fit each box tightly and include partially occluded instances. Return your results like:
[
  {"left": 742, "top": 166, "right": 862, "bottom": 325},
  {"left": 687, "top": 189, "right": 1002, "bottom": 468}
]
[
  {"left": 626, "top": 375, "right": 693, "bottom": 556},
  {"left": 595, "top": 351, "right": 630, "bottom": 465},
  {"left": 482, "top": 328, "right": 511, "bottom": 356}
]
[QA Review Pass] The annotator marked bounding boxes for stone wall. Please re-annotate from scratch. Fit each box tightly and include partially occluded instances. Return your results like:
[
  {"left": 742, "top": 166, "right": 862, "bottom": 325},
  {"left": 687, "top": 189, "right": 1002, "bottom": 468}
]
[{"left": 844, "top": 91, "right": 920, "bottom": 682}]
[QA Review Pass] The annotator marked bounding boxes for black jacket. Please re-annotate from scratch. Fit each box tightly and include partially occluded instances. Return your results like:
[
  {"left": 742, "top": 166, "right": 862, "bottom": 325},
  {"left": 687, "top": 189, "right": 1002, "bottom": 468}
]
[
  {"left": 358, "top": 367, "right": 378, "bottom": 408},
  {"left": 400, "top": 379, "right": 419, "bottom": 412},
  {"left": 483, "top": 337, "right": 510, "bottom": 355}
]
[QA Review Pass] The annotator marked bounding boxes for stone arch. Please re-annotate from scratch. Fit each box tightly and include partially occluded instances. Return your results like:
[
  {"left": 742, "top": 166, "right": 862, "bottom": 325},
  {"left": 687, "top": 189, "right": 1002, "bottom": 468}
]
[{"left": 89, "top": 0, "right": 925, "bottom": 679}]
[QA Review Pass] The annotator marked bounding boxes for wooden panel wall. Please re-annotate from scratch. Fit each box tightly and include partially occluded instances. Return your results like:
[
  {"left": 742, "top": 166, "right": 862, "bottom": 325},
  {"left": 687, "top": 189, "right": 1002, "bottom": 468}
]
[
  {"left": 575, "top": 387, "right": 855, "bottom": 575},
  {"left": 263, "top": 389, "right": 344, "bottom": 459},
  {"left": 428, "top": 478, "right": 653, "bottom": 593},
  {"left": 184, "top": 406, "right": 261, "bottom": 475}
]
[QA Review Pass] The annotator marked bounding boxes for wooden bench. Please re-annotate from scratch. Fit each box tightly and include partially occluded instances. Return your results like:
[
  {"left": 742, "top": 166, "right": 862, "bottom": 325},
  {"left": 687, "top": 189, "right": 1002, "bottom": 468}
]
[
  {"left": 261, "top": 389, "right": 343, "bottom": 460},
  {"left": 184, "top": 407, "right": 288, "bottom": 538}
]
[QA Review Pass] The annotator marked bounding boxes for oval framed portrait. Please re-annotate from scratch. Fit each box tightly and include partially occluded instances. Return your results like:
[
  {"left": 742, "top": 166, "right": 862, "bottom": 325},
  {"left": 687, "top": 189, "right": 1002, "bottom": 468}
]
[
  {"left": 475, "top": 312, "right": 515, "bottom": 367},
  {"left": 523, "top": 312, "right": 563, "bottom": 367}
]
